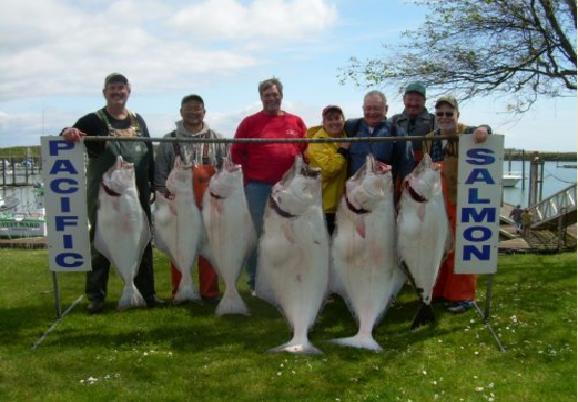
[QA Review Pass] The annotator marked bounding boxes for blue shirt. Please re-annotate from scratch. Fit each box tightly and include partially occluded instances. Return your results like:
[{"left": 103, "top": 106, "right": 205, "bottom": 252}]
[{"left": 344, "top": 118, "right": 415, "bottom": 181}]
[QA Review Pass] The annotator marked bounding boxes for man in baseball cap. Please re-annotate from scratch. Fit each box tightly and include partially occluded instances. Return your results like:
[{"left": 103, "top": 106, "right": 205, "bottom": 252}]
[
  {"left": 388, "top": 81, "right": 433, "bottom": 162},
  {"left": 104, "top": 73, "right": 129, "bottom": 88}
]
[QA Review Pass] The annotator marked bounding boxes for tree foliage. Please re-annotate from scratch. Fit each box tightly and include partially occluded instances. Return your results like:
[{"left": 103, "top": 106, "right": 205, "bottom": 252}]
[{"left": 342, "top": 0, "right": 577, "bottom": 112}]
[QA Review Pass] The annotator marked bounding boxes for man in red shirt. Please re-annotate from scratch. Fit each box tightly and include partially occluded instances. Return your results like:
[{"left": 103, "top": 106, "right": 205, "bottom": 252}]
[{"left": 231, "top": 77, "right": 307, "bottom": 292}]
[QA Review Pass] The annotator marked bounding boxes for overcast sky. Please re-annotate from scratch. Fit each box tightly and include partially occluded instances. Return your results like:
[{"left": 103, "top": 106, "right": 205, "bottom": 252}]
[{"left": 0, "top": 0, "right": 576, "bottom": 152}]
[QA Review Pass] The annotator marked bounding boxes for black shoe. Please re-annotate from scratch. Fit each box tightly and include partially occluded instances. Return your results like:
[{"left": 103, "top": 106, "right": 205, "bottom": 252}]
[
  {"left": 145, "top": 295, "right": 166, "bottom": 308},
  {"left": 87, "top": 300, "right": 105, "bottom": 314},
  {"left": 202, "top": 295, "right": 222, "bottom": 305}
]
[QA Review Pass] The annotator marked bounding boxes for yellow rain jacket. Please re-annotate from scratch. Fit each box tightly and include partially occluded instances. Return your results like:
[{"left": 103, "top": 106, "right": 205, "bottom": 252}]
[{"left": 304, "top": 126, "right": 347, "bottom": 213}]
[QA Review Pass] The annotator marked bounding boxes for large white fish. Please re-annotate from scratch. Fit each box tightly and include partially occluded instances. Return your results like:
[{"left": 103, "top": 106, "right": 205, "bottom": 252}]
[
  {"left": 256, "top": 156, "right": 329, "bottom": 354},
  {"left": 202, "top": 155, "right": 255, "bottom": 315},
  {"left": 94, "top": 156, "right": 151, "bottom": 310},
  {"left": 153, "top": 156, "right": 202, "bottom": 303},
  {"left": 397, "top": 154, "right": 450, "bottom": 330},
  {"left": 331, "top": 154, "right": 403, "bottom": 351}
]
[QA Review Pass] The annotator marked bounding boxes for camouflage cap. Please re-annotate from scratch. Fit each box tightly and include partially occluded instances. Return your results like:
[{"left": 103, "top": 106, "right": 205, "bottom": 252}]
[{"left": 435, "top": 95, "right": 459, "bottom": 112}]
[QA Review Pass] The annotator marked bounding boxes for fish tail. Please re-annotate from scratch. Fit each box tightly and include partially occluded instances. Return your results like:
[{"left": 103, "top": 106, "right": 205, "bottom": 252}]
[
  {"left": 268, "top": 339, "right": 322, "bottom": 355},
  {"left": 173, "top": 284, "right": 201, "bottom": 304},
  {"left": 330, "top": 333, "right": 383, "bottom": 352},
  {"left": 118, "top": 283, "right": 145, "bottom": 311},
  {"left": 215, "top": 288, "right": 250, "bottom": 316},
  {"left": 410, "top": 302, "right": 436, "bottom": 330}
]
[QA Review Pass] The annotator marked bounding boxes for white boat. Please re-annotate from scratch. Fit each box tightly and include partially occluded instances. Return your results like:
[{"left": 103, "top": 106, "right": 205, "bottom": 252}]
[
  {"left": 0, "top": 209, "right": 46, "bottom": 238},
  {"left": 503, "top": 173, "right": 522, "bottom": 187}
]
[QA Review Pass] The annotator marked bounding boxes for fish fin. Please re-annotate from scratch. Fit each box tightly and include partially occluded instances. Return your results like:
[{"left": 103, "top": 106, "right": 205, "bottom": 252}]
[
  {"left": 330, "top": 334, "right": 383, "bottom": 352},
  {"left": 410, "top": 302, "right": 436, "bottom": 331},
  {"left": 268, "top": 340, "right": 322, "bottom": 355},
  {"left": 355, "top": 216, "right": 366, "bottom": 238}
]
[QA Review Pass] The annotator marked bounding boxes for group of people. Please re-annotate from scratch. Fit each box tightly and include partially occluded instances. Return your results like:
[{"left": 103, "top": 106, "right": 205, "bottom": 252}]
[
  {"left": 62, "top": 73, "right": 491, "bottom": 315},
  {"left": 509, "top": 205, "right": 534, "bottom": 237}
]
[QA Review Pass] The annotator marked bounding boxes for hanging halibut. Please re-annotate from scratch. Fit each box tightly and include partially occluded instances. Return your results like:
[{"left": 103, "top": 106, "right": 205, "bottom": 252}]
[
  {"left": 202, "top": 155, "right": 255, "bottom": 315},
  {"left": 153, "top": 157, "right": 202, "bottom": 303},
  {"left": 256, "top": 156, "right": 329, "bottom": 354},
  {"left": 331, "top": 155, "right": 403, "bottom": 351},
  {"left": 94, "top": 156, "right": 151, "bottom": 310},
  {"left": 397, "top": 154, "right": 451, "bottom": 330}
]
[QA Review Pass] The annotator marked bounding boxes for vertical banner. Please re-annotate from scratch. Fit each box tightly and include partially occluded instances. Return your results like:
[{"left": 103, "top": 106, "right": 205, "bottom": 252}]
[
  {"left": 41, "top": 137, "right": 91, "bottom": 272},
  {"left": 455, "top": 134, "right": 504, "bottom": 274}
]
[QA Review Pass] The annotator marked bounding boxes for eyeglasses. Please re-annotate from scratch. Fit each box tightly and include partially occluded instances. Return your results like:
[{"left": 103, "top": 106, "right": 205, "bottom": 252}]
[{"left": 436, "top": 111, "right": 455, "bottom": 117}]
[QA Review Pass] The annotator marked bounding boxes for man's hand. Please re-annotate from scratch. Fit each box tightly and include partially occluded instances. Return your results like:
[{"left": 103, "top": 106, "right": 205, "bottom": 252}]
[
  {"left": 62, "top": 127, "right": 86, "bottom": 142},
  {"left": 473, "top": 126, "right": 489, "bottom": 144}
]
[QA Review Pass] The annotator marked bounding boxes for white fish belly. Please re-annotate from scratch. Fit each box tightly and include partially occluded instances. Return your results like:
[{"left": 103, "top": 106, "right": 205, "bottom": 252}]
[
  {"left": 94, "top": 191, "right": 150, "bottom": 283},
  {"left": 258, "top": 208, "right": 329, "bottom": 338},
  {"left": 397, "top": 195, "right": 449, "bottom": 304},
  {"left": 203, "top": 192, "right": 255, "bottom": 288},
  {"left": 153, "top": 194, "right": 202, "bottom": 273},
  {"left": 332, "top": 203, "right": 397, "bottom": 334}
]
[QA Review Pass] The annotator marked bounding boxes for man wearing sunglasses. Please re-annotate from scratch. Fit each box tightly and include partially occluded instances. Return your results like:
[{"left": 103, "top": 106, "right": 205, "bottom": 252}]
[
  {"left": 390, "top": 82, "right": 491, "bottom": 163},
  {"left": 423, "top": 95, "right": 491, "bottom": 314}
]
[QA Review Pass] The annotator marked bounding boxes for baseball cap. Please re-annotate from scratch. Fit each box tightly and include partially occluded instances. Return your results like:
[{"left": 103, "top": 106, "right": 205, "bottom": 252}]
[
  {"left": 104, "top": 73, "right": 129, "bottom": 88},
  {"left": 404, "top": 82, "right": 426, "bottom": 97},
  {"left": 435, "top": 95, "right": 459, "bottom": 111},
  {"left": 322, "top": 104, "right": 344, "bottom": 118}
]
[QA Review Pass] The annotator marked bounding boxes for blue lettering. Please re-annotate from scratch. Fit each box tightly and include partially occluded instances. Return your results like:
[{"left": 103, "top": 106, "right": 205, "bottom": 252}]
[
  {"left": 63, "top": 234, "right": 74, "bottom": 249},
  {"left": 461, "top": 207, "right": 497, "bottom": 223},
  {"left": 467, "top": 188, "right": 491, "bottom": 204},
  {"left": 464, "top": 226, "right": 492, "bottom": 242},
  {"left": 49, "top": 160, "right": 78, "bottom": 175},
  {"left": 55, "top": 253, "right": 83, "bottom": 268},
  {"left": 465, "top": 168, "right": 495, "bottom": 185},
  {"left": 60, "top": 197, "right": 71, "bottom": 213},
  {"left": 55, "top": 216, "right": 79, "bottom": 231},
  {"left": 50, "top": 178, "right": 78, "bottom": 194},
  {"left": 49, "top": 140, "right": 74, "bottom": 157},
  {"left": 466, "top": 148, "right": 495, "bottom": 165},
  {"left": 463, "top": 244, "right": 491, "bottom": 261}
]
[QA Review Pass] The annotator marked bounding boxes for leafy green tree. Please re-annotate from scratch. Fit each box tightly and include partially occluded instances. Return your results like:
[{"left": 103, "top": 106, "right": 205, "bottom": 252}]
[{"left": 342, "top": 0, "right": 576, "bottom": 112}]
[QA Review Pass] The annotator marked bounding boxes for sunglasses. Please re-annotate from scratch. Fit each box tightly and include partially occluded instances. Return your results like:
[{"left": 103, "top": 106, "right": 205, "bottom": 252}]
[{"left": 436, "top": 111, "right": 455, "bottom": 117}]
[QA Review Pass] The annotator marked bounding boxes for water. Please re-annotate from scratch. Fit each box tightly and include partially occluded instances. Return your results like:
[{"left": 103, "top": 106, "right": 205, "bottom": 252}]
[{"left": 502, "top": 161, "right": 577, "bottom": 207}]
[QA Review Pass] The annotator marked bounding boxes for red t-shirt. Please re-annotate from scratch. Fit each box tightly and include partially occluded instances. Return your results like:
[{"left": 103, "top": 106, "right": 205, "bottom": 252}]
[{"left": 231, "top": 111, "right": 306, "bottom": 184}]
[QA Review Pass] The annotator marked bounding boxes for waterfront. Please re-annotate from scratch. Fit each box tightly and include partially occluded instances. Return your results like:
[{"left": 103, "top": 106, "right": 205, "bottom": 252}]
[{"left": 502, "top": 161, "right": 577, "bottom": 207}]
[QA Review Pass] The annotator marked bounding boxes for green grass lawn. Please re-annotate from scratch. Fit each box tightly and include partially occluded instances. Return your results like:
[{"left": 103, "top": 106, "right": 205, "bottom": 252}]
[{"left": 0, "top": 249, "right": 575, "bottom": 402}]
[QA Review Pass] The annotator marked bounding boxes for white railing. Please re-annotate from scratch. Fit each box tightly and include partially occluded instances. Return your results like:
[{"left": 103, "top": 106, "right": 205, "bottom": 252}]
[{"left": 531, "top": 183, "right": 576, "bottom": 227}]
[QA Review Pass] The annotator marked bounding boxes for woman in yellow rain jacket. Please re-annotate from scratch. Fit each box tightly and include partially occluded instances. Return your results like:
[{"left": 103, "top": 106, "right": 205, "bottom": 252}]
[{"left": 305, "top": 105, "right": 348, "bottom": 235}]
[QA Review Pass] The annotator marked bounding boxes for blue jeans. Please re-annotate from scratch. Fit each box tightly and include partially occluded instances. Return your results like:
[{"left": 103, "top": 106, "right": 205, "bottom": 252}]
[{"left": 244, "top": 181, "right": 273, "bottom": 290}]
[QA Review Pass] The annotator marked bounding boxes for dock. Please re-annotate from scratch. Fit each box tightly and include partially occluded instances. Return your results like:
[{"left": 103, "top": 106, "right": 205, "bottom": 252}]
[{"left": 499, "top": 204, "right": 576, "bottom": 254}]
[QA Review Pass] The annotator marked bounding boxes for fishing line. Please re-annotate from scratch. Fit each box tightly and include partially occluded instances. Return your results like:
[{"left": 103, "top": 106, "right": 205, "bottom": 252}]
[{"left": 31, "top": 294, "right": 84, "bottom": 350}]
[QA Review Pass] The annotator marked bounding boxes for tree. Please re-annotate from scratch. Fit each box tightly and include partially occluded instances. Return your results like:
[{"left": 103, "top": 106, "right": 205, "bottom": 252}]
[{"left": 342, "top": 0, "right": 576, "bottom": 112}]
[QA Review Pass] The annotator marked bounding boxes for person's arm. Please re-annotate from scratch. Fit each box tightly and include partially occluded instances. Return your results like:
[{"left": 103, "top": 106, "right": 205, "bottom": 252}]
[
  {"left": 154, "top": 140, "right": 174, "bottom": 191},
  {"left": 137, "top": 114, "right": 155, "bottom": 189},
  {"left": 231, "top": 119, "right": 248, "bottom": 165},
  {"left": 464, "top": 124, "right": 492, "bottom": 143},
  {"left": 305, "top": 142, "right": 347, "bottom": 179},
  {"left": 61, "top": 113, "right": 106, "bottom": 157}
]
